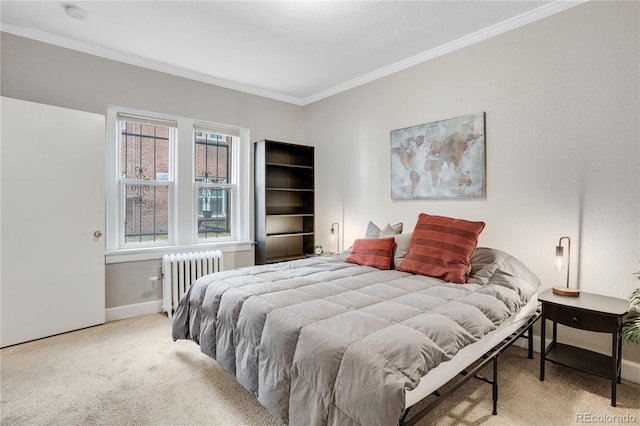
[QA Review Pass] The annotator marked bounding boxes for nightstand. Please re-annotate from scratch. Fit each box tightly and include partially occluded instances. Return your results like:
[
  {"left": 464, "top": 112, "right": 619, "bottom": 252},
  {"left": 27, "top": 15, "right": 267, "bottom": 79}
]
[{"left": 539, "top": 288, "right": 629, "bottom": 406}]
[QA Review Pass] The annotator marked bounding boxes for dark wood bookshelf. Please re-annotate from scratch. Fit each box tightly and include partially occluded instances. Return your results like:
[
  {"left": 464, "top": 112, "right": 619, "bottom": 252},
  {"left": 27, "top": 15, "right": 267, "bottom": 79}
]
[{"left": 255, "top": 140, "right": 314, "bottom": 264}]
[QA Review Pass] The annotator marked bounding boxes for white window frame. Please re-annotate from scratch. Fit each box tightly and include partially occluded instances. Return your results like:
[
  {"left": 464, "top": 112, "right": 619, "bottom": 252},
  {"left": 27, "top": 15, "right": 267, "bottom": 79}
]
[
  {"left": 105, "top": 106, "right": 251, "bottom": 263},
  {"left": 115, "top": 113, "right": 177, "bottom": 248},
  {"left": 193, "top": 125, "right": 238, "bottom": 243}
]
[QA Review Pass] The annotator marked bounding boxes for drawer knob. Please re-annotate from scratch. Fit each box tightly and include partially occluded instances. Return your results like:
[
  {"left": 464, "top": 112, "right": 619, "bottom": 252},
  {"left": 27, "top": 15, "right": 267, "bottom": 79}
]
[{"left": 572, "top": 316, "right": 580, "bottom": 323}]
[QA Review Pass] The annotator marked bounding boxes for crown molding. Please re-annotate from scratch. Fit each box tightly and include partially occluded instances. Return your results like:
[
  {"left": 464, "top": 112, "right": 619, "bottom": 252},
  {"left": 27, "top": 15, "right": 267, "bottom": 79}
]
[
  {"left": 1, "top": 1, "right": 586, "bottom": 107},
  {"left": 301, "top": 1, "right": 587, "bottom": 105},
  {"left": 0, "top": 23, "right": 305, "bottom": 106}
]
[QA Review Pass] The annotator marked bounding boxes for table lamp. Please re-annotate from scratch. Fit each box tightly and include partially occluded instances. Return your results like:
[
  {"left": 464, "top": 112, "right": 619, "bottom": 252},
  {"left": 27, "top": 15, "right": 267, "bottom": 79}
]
[
  {"left": 553, "top": 236, "right": 579, "bottom": 296},
  {"left": 331, "top": 222, "right": 340, "bottom": 254}
]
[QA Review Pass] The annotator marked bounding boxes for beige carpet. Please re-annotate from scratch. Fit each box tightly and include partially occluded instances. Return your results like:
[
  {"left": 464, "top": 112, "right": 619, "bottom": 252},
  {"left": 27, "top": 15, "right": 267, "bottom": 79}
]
[{"left": 1, "top": 313, "right": 638, "bottom": 426}]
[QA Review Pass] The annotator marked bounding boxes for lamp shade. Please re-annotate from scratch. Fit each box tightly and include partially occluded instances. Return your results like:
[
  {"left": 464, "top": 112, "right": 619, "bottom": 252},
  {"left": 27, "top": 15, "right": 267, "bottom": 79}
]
[{"left": 552, "top": 236, "right": 579, "bottom": 297}]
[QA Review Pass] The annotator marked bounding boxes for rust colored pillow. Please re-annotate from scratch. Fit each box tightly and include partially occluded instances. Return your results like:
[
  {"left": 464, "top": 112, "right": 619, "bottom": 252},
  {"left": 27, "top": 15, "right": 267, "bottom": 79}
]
[
  {"left": 397, "top": 214, "right": 485, "bottom": 283},
  {"left": 345, "top": 237, "right": 395, "bottom": 270}
]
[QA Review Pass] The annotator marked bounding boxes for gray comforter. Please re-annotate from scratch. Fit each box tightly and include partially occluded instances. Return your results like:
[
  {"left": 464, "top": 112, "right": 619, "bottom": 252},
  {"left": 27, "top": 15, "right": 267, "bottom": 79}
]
[{"left": 172, "top": 247, "right": 539, "bottom": 426}]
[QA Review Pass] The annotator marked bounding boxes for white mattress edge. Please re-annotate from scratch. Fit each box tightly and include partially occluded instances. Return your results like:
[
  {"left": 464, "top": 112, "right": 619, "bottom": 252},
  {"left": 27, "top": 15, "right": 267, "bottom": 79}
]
[{"left": 404, "top": 293, "right": 539, "bottom": 408}]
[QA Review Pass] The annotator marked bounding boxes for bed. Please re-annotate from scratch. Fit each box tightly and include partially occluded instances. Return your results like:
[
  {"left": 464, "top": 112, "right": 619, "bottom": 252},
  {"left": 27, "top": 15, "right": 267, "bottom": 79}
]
[{"left": 172, "top": 215, "right": 540, "bottom": 426}]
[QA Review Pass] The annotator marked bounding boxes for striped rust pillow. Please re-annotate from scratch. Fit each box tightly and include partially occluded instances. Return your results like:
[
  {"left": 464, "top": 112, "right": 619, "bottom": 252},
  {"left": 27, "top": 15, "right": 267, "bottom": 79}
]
[
  {"left": 397, "top": 214, "right": 485, "bottom": 283},
  {"left": 345, "top": 237, "right": 396, "bottom": 270}
]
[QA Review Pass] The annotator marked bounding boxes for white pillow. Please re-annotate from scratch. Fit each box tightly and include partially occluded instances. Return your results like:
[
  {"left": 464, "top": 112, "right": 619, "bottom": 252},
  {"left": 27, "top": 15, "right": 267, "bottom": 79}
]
[
  {"left": 365, "top": 221, "right": 403, "bottom": 238},
  {"left": 392, "top": 233, "right": 411, "bottom": 269}
]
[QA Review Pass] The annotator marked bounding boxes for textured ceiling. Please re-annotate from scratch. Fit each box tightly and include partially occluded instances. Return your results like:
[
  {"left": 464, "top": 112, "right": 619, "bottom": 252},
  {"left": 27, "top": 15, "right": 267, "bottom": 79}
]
[{"left": 1, "top": 1, "right": 581, "bottom": 105}]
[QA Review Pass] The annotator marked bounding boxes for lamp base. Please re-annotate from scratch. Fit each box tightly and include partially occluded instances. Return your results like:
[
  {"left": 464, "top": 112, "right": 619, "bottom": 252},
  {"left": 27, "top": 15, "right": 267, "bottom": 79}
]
[{"left": 552, "top": 286, "right": 580, "bottom": 297}]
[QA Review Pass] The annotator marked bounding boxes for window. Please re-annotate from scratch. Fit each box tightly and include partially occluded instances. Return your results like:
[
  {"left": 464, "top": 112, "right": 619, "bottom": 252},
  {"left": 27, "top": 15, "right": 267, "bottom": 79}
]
[
  {"left": 194, "top": 129, "right": 232, "bottom": 240},
  {"left": 118, "top": 115, "right": 175, "bottom": 245},
  {"left": 106, "top": 107, "right": 250, "bottom": 259}
]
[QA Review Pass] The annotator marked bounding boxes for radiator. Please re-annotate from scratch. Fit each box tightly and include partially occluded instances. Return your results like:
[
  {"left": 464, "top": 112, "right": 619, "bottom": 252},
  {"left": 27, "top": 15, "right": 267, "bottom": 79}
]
[{"left": 162, "top": 250, "right": 223, "bottom": 318}]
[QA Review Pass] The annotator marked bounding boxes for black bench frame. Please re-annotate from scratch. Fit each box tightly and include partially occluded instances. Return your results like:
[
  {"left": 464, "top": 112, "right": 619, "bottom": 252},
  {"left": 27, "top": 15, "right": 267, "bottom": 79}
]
[{"left": 399, "top": 308, "right": 541, "bottom": 426}]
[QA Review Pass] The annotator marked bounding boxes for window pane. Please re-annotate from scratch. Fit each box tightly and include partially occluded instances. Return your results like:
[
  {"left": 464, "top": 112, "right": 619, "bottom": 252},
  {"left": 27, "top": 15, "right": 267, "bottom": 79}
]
[
  {"left": 124, "top": 184, "right": 169, "bottom": 243},
  {"left": 120, "top": 121, "right": 171, "bottom": 180},
  {"left": 195, "top": 129, "right": 233, "bottom": 241},
  {"left": 197, "top": 187, "right": 231, "bottom": 239},
  {"left": 194, "top": 131, "right": 231, "bottom": 182}
]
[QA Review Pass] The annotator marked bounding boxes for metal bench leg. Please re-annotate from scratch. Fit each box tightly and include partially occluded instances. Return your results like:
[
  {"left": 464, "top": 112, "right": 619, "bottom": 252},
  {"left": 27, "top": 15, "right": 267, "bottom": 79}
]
[{"left": 492, "top": 354, "right": 499, "bottom": 415}]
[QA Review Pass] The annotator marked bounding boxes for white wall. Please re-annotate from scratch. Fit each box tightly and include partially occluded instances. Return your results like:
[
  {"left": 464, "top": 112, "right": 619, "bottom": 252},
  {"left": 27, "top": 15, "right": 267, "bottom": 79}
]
[
  {"left": 305, "top": 2, "right": 639, "bottom": 360},
  {"left": 0, "top": 32, "right": 305, "bottom": 313}
]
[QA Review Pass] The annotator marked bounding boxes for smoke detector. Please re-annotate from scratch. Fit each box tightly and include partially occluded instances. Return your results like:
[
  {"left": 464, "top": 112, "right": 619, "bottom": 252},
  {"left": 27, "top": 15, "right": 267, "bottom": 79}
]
[{"left": 64, "top": 4, "right": 87, "bottom": 20}]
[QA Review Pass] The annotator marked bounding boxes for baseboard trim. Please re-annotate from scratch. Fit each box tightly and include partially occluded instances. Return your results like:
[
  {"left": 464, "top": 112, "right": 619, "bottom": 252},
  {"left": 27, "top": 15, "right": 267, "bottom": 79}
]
[
  {"left": 514, "top": 335, "right": 640, "bottom": 384},
  {"left": 105, "top": 300, "right": 163, "bottom": 322}
]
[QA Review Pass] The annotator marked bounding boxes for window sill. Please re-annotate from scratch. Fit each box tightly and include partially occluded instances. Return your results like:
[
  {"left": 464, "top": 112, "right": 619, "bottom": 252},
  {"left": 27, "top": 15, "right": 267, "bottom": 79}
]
[{"left": 105, "top": 240, "right": 254, "bottom": 264}]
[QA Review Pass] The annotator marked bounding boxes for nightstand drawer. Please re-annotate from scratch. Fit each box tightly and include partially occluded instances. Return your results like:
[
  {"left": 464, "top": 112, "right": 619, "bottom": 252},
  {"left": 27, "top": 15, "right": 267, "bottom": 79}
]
[{"left": 544, "top": 304, "right": 617, "bottom": 333}]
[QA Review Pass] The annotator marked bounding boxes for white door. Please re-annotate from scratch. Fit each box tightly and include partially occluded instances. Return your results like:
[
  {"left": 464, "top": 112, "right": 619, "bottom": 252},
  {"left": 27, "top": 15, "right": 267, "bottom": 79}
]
[{"left": 1, "top": 97, "right": 106, "bottom": 347}]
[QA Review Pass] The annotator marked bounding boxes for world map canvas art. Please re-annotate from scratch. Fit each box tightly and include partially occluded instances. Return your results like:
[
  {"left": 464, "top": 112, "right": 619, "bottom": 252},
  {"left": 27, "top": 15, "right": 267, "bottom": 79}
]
[{"left": 390, "top": 112, "right": 486, "bottom": 200}]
